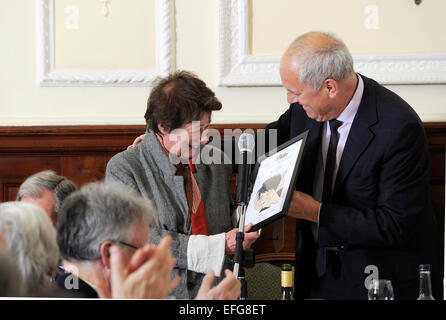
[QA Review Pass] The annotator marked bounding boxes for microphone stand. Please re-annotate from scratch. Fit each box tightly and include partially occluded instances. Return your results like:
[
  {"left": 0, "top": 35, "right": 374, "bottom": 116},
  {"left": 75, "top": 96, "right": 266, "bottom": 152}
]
[
  {"left": 233, "top": 182, "right": 255, "bottom": 300},
  {"left": 233, "top": 133, "right": 256, "bottom": 300}
]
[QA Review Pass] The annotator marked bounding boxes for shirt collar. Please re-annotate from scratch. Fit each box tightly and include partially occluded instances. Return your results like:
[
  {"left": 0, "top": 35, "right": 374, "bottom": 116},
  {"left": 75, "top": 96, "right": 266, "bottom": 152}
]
[{"left": 336, "top": 74, "right": 364, "bottom": 124}]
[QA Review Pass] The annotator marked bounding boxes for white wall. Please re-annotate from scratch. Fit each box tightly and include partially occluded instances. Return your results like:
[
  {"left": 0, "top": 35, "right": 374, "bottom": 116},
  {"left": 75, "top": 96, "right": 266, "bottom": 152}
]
[{"left": 0, "top": 0, "right": 445, "bottom": 126}]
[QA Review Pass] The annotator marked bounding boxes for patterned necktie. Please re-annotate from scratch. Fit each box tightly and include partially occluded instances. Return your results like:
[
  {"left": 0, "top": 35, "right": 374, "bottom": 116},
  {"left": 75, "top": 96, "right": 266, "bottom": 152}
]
[{"left": 183, "top": 159, "right": 210, "bottom": 235}]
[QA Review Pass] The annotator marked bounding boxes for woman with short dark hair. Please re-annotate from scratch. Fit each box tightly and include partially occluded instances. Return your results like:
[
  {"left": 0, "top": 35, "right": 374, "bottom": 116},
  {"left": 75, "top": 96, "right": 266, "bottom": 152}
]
[{"left": 106, "top": 70, "right": 259, "bottom": 299}]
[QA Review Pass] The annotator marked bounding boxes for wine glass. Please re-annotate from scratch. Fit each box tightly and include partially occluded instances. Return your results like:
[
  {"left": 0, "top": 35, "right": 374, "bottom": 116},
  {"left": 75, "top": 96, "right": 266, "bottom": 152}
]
[{"left": 367, "top": 279, "right": 395, "bottom": 300}]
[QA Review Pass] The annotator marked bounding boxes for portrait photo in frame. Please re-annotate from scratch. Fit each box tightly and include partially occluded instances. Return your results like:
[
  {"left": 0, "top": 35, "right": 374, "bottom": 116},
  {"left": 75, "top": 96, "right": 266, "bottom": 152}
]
[{"left": 245, "top": 130, "right": 308, "bottom": 232}]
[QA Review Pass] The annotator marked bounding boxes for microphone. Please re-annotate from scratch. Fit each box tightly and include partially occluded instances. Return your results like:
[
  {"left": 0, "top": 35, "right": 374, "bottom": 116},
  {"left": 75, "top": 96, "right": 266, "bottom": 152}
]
[{"left": 236, "top": 133, "right": 255, "bottom": 206}]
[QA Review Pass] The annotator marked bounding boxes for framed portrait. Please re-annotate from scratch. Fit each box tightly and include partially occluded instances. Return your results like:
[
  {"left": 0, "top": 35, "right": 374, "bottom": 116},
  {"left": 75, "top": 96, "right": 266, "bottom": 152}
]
[{"left": 245, "top": 130, "right": 308, "bottom": 232}]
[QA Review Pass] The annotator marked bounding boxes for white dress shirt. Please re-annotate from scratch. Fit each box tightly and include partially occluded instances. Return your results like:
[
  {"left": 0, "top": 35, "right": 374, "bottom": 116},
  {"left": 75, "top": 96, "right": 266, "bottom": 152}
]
[
  {"left": 314, "top": 74, "right": 364, "bottom": 202},
  {"left": 312, "top": 74, "right": 364, "bottom": 239}
]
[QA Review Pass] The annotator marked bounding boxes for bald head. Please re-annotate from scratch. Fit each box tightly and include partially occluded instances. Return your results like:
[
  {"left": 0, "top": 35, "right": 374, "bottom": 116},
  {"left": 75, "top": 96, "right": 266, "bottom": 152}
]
[
  {"left": 281, "top": 32, "right": 355, "bottom": 91},
  {"left": 288, "top": 32, "right": 340, "bottom": 51}
]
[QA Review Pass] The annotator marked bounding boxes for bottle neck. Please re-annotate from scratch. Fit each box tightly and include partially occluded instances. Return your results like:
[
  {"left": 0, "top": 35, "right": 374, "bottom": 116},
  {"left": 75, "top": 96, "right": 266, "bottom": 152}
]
[{"left": 418, "top": 271, "right": 433, "bottom": 298}]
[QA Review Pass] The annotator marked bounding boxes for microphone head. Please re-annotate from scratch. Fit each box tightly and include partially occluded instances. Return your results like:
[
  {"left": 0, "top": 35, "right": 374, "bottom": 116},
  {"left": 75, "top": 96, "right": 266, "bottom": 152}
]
[{"left": 238, "top": 133, "right": 255, "bottom": 153}]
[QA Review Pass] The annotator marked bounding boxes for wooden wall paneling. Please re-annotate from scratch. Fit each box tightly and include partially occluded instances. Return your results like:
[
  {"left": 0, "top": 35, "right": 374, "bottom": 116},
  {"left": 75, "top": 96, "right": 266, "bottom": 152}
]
[
  {"left": 1, "top": 180, "right": 21, "bottom": 203},
  {"left": 60, "top": 155, "right": 110, "bottom": 188},
  {"left": 0, "top": 123, "right": 444, "bottom": 265},
  {"left": 252, "top": 216, "right": 296, "bottom": 264},
  {"left": 0, "top": 156, "right": 61, "bottom": 202},
  {"left": 0, "top": 125, "right": 144, "bottom": 195},
  {"left": 0, "top": 125, "right": 146, "bottom": 153}
]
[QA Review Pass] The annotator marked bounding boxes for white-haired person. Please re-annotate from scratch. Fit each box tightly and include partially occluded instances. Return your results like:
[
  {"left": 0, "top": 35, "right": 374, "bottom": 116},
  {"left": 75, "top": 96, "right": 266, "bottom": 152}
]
[
  {"left": 17, "top": 170, "right": 77, "bottom": 226},
  {"left": 266, "top": 31, "right": 441, "bottom": 299},
  {"left": 56, "top": 181, "right": 241, "bottom": 300},
  {"left": 0, "top": 202, "right": 60, "bottom": 296},
  {"left": 0, "top": 244, "right": 24, "bottom": 297}
]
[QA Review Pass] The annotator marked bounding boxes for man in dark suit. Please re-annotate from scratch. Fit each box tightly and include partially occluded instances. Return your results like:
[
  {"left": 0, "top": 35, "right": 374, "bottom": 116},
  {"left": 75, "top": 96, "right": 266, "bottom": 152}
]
[{"left": 268, "top": 31, "right": 442, "bottom": 300}]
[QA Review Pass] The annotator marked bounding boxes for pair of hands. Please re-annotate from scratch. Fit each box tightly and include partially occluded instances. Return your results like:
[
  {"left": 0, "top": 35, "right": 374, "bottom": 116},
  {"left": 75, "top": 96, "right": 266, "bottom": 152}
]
[
  {"left": 97, "top": 235, "right": 179, "bottom": 299},
  {"left": 98, "top": 235, "right": 241, "bottom": 300}
]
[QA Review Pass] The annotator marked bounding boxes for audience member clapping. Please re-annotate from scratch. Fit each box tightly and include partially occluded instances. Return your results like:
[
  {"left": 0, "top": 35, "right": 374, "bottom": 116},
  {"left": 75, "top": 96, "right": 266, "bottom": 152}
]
[
  {"left": 56, "top": 181, "right": 240, "bottom": 299},
  {"left": 56, "top": 181, "right": 180, "bottom": 298}
]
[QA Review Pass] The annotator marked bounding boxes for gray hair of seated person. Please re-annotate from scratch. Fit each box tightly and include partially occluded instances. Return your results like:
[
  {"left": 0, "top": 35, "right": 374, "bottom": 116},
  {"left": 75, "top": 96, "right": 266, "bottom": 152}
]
[
  {"left": 0, "top": 202, "right": 59, "bottom": 295},
  {"left": 0, "top": 246, "right": 24, "bottom": 297},
  {"left": 16, "top": 170, "right": 78, "bottom": 213},
  {"left": 286, "top": 31, "right": 355, "bottom": 91},
  {"left": 57, "top": 181, "right": 159, "bottom": 262}
]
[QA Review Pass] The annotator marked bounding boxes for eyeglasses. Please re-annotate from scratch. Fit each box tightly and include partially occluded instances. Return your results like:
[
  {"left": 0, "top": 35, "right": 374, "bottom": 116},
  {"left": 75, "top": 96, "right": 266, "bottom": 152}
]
[{"left": 110, "top": 239, "right": 139, "bottom": 250}]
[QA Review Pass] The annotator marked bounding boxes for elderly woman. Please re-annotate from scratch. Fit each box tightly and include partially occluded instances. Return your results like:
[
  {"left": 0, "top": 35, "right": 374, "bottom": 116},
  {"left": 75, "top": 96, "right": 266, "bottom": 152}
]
[
  {"left": 0, "top": 202, "right": 59, "bottom": 295},
  {"left": 106, "top": 71, "right": 258, "bottom": 299}
]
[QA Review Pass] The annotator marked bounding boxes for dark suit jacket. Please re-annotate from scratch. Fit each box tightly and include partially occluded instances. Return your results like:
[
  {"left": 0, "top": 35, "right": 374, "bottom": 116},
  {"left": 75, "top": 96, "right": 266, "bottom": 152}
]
[
  {"left": 266, "top": 74, "right": 443, "bottom": 300},
  {"left": 55, "top": 269, "right": 99, "bottom": 298}
]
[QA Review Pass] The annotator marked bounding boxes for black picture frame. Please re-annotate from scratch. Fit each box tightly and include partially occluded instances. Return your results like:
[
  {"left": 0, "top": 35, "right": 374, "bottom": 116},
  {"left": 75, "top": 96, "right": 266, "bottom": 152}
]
[{"left": 245, "top": 130, "right": 309, "bottom": 232}]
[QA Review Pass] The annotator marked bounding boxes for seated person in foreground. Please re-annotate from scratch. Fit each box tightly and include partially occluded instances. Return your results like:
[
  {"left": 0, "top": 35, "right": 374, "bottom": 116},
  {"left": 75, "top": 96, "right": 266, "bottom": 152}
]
[
  {"left": 56, "top": 181, "right": 241, "bottom": 300},
  {"left": 105, "top": 71, "right": 259, "bottom": 299},
  {"left": 0, "top": 202, "right": 60, "bottom": 296},
  {"left": 0, "top": 241, "right": 25, "bottom": 297}
]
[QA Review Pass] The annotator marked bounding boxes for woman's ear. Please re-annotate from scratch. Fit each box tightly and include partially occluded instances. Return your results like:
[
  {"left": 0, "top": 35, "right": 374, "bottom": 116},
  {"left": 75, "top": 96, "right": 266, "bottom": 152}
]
[{"left": 157, "top": 123, "right": 169, "bottom": 135}]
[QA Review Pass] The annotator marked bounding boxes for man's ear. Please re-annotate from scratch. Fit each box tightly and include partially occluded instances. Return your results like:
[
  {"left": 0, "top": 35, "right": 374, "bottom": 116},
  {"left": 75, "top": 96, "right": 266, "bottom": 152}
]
[
  {"left": 324, "top": 79, "right": 338, "bottom": 98},
  {"left": 99, "top": 240, "right": 113, "bottom": 270},
  {"left": 157, "top": 123, "right": 170, "bottom": 135}
]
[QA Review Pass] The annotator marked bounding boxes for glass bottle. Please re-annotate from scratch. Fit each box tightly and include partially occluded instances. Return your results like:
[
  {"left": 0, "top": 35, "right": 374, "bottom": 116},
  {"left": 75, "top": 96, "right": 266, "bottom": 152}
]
[
  {"left": 417, "top": 264, "right": 435, "bottom": 300},
  {"left": 281, "top": 264, "right": 294, "bottom": 300}
]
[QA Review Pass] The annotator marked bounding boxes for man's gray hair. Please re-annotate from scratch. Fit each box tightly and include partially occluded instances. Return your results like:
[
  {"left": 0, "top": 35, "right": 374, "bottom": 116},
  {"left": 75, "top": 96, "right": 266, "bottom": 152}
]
[
  {"left": 57, "top": 181, "right": 159, "bottom": 262},
  {"left": 0, "top": 202, "right": 59, "bottom": 295},
  {"left": 16, "top": 170, "right": 78, "bottom": 213},
  {"left": 287, "top": 31, "right": 355, "bottom": 91}
]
